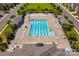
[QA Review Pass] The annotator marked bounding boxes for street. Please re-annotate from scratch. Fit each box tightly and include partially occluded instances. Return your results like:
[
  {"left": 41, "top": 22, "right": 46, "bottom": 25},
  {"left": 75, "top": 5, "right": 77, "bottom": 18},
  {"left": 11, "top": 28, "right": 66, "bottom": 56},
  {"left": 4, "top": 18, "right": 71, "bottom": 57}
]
[
  {"left": 0, "top": 4, "right": 23, "bottom": 30},
  {"left": 55, "top": 4, "right": 79, "bottom": 31}
]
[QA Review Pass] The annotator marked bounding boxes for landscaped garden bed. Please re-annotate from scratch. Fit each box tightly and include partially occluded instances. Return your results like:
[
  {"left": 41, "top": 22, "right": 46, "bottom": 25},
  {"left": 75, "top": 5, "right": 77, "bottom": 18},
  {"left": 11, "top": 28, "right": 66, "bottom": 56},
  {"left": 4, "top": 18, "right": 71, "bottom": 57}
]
[
  {"left": 0, "top": 22, "right": 18, "bottom": 51},
  {"left": 62, "top": 19, "right": 79, "bottom": 52}
]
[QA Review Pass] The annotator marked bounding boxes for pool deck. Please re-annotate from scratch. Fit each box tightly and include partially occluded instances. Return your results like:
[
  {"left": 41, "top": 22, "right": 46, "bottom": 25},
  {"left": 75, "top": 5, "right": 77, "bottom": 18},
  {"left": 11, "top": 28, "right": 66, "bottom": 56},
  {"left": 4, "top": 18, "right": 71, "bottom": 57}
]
[
  {"left": 7, "top": 13, "right": 70, "bottom": 52},
  {"left": 25, "top": 13, "right": 69, "bottom": 48}
]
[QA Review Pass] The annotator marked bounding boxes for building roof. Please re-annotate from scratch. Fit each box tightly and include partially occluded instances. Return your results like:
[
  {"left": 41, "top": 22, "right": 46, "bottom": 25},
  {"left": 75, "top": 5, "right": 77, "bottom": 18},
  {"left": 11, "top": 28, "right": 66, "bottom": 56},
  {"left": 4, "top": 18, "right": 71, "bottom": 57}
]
[{"left": 0, "top": 44, "right": 66, "bottom": 56}]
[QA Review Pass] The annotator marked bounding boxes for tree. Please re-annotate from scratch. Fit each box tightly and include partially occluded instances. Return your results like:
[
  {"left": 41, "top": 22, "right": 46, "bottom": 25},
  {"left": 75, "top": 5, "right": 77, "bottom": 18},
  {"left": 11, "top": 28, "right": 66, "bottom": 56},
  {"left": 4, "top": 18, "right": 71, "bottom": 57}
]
[
  {"left": 52, "top": 4, "right": 56, "bottom": 7},
  {"left": 17, "top": 10, "right": 21, "bottom": 14},
  {"left": 68, "top": 20, "right": 73, "bottom": 24},
  {"left": 59, "top": 9, "right": 62, "bottom": 13},
  {"left": 21, "top": 10, "right": 26, "bottom": 15},
  {"left": 64, "top": 16, "right": 68, "bottom": 19},
  {"left": 4, "top": 28, "right": 13, "bottom": 37},
  {"left": 10, "top": 15, "right": 15, "bottom": 19},
  {"left": 71, "top": 41, "right": 76, "bottom": 49},
  {"left": 18, "top": 9, "right": 26, "bottom": 15},
  {"left": 73, "top": 41, "right": 79, "bottom": 52},
  {"left": 45, "top": 8, "right": 48, "bottom": 11},
  {"left": 37, "top": 6, "right": 40, "bottom": 9},
  {"left": 14, "top": 3, "right": 17, "bottom": 6},
  {"left": 5, "top": 4, "right": 10, "bottom": 10},
  {"left": 0, "top": 43, "right": 8, "bottom": 51},
  {"left": 62, "top": 23, "right": 73, "bottom": 32},
  {"left": 20, "top": 7, "right": 24, "bottom": 10},
  {"left": 56, "top": 6, "right": 60, "bottom": 10},
  {"left": 7, "top": 20, "right": 11, "bottom": 24},
  {"left": 68, "top": 33, "right": 77, "bottom": 41},
  {"left": 10, "top": 24, "right": 18, "bottom": 32},
  {"left": 0, "top": 36, "right": 2, "bottom": 44},
  {"left": 4, "top": 24, "right": 14, "bottom": 38},
  {"left": 3, "top": 6, "right": 9, "bottom": 11},
  {"left": 14, "top": 24, "right": 18, "bottom": 31}
]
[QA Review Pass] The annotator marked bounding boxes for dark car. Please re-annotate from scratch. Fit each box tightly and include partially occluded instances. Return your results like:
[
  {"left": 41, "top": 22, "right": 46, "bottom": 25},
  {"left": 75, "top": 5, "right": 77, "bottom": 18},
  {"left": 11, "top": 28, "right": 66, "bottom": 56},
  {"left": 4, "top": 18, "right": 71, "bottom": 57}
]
[{"left": 36, "top": 43, "right": 44, "bottom": 47}]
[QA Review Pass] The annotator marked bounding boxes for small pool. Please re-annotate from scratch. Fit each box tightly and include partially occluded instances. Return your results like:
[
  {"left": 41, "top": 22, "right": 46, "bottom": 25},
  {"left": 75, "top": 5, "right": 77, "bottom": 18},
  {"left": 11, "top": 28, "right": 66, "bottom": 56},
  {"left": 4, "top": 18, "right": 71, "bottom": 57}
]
[{"left": 29, "top": 20, "right": 55, "bottom": 36}]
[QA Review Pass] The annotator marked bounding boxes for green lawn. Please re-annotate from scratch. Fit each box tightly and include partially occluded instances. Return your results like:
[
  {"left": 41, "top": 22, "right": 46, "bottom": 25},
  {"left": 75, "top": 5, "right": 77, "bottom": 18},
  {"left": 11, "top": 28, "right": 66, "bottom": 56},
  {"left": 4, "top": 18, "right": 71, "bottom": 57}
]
[
  {"left": 70, "top": 28, "right": 79, "bottom": 51},
  {"left": 1, "top": 23, "right": 16, "bottom": 39},
  {"left": 24, "top": 3, "right": 53, "bottom": 11},
  {"left": 18, "top": 3, "right": 62, "bottom": 15},
  {"left": 1, "top": 24, "right": 13, "bottom": 39},
  {"left": 67, "top": 28, "right": 79, "bottom": 40}
]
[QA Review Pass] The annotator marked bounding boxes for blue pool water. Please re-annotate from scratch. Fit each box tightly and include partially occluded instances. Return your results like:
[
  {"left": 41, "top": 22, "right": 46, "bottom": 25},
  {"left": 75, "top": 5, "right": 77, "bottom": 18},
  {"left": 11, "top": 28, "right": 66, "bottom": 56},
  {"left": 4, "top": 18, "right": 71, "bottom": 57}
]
[{"left": 29, "top": 20, "right": 55, "bottom": 36}]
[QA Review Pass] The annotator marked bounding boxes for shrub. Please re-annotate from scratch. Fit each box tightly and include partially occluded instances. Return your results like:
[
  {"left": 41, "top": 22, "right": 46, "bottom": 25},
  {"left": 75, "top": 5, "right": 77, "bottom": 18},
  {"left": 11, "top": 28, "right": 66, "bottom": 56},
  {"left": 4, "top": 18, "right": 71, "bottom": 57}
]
[
  {"left": 7, "top": 20, "right": 11, "bottom": 24},
  {"left": 64, "top": 16, "right": 68, "bottom": 19},
  {"left": 62, "top": 23, "right": 73, "bottom": 32},
  {"left": 0, "top": 36, "right": 2, "bottom": 44},
  {"left": 10, "top": 15, "right": 15, "bottom": 19},
  {"left": 72, "top": 41, "right": 79, "bottom": 52},
  {"left": 0, "top": 43, "right": 8, "bottom": 51},
  {"left": 68, "top": 32, "right": 77, "bottom": 41},
  {"left": 20, "top": 7, "right": 24, "bottom": 10}
]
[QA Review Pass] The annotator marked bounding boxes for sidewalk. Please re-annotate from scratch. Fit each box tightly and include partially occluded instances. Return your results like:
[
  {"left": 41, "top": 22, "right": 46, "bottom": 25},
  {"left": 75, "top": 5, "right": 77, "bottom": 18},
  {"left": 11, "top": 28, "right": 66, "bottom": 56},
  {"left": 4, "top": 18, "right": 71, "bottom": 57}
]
[{"left": 0, "top": 24, "right": 8, "bottom": 35}]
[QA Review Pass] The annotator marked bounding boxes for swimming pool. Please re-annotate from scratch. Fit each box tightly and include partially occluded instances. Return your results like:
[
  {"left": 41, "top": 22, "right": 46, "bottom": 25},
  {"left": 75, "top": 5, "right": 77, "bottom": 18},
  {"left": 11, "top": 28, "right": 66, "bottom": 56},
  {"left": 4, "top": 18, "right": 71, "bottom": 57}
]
[{"left": 29, "top": 20, "right": 55, "bottom": 36}]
